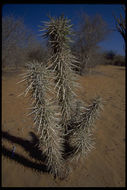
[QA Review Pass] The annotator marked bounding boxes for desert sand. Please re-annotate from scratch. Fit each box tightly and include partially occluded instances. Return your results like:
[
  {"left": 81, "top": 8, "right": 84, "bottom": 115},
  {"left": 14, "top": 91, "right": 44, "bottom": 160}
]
[{"left": 2, "top": 65, "right": 125, "bottom": 187}]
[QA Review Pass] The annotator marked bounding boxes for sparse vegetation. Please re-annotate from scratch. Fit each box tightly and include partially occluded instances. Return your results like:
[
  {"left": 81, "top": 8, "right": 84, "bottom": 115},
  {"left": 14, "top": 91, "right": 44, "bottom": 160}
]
[
  {"left": 2, "top": 5, "right": 125, "bottom": 186},
  {"left": 103, "top": 50, "right": 125, "bottom": 66}
]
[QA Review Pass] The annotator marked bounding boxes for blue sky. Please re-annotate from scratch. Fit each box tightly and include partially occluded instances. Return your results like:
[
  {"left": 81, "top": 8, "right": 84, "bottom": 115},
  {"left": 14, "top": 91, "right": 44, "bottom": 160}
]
[{"left": 2, "top": 4, "right": 125, "bottom": 55}]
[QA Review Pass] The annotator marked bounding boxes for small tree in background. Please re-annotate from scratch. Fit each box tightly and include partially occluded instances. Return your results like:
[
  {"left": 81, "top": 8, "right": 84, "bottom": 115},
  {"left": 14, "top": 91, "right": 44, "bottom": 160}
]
[
  {"left": 2, "top": 16, "right": 30, "bottom": 69},
  {"left": 19, "top": 15, "right": 104, "bottom": 179},
  {"left": 2, "top": 15, "right": 46, "bottom": 70},
  {"left": 114, "top": 5, "right": 126, "bottom": 43},
  {"left": 73, "top": 13, "right": 110, "bottom": 75}
]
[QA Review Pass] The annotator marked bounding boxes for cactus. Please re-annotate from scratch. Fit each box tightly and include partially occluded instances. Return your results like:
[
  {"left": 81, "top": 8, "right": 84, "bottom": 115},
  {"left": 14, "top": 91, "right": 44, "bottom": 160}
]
[{"left": 18, "top": 15, "right": 104, "bottom": 179}]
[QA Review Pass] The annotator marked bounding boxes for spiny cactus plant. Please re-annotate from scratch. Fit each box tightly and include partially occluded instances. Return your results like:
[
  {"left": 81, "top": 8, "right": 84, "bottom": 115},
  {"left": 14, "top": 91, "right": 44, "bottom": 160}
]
[{"left": 18, "top": 15, "right": 104, "bottom": 180}]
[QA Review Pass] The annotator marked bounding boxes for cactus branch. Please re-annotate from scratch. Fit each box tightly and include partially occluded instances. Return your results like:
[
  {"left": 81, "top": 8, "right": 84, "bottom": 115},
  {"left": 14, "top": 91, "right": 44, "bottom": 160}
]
[
  {"left": 67, "top": 96, "right": 103, "bottom": 161},
  {"left": 42, "top": 15, "right": 79, "bottom": 134},
  {"left": 18, "top": 60, "right": 67, "bottom": 179}
]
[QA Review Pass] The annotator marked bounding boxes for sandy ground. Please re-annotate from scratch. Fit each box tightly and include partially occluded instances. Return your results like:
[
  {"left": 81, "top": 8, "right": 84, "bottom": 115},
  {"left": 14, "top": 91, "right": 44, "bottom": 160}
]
[{"left": 2, "top": 65, "right": 125, "bottom": 187}]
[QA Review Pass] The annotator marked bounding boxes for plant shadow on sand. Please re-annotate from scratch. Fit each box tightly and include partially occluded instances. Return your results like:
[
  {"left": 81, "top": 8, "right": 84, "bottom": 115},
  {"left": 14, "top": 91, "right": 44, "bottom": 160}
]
[
  {"left": 2, "top": 130, "right": 74, "bottom": 176},
  {"left": 2, "top": 130, "right": 48, "bottom": 174}
]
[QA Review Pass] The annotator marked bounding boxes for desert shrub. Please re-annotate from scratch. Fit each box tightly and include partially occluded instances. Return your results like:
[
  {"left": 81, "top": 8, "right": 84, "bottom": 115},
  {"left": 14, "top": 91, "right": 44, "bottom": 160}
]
[
  {"left": 113, "top": 54, "right": 125, "bottom": 66},
  {"left": 103, "top": 51, "right": 125, "bottom": 66}
]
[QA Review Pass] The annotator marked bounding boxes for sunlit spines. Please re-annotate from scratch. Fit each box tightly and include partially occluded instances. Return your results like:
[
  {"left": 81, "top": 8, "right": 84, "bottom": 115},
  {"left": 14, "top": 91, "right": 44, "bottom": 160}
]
[
  {"left": 18, "top": 60, "right": 67, "bottom": 179},
  {"left": 42, "top": 15, "right": 79, "bottom": 134},
  {"left": 67, "top": 96, "right": 103, "bottom": 161}
]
